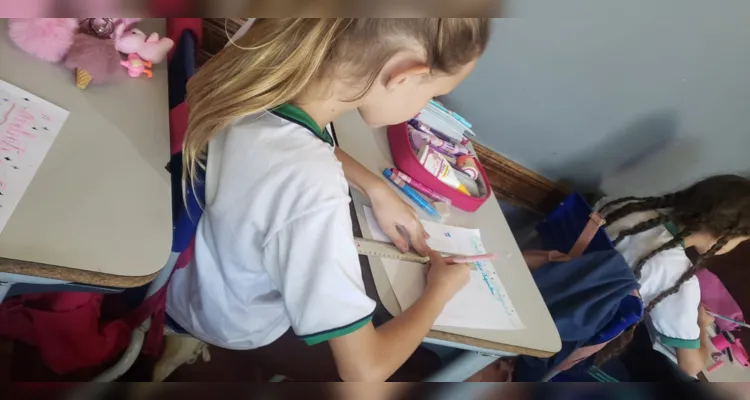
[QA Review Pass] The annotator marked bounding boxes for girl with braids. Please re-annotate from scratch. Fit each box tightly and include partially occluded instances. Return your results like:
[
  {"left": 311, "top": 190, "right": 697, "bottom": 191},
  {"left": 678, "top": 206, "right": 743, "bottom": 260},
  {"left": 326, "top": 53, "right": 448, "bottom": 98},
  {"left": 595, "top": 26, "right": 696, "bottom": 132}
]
[
  {"left": 164, "top": 19, "right": 491, "bottom": 381},
  {"left": 595, "top": 174, "right": 750, "bottom": 378}
]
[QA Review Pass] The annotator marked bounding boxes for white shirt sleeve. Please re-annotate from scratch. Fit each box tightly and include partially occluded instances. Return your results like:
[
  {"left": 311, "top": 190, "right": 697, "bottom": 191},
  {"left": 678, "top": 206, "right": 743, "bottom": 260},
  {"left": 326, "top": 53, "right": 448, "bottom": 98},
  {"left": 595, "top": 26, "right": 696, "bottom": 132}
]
[
  {"left": 649, "top": 276, "right": 701, "bottom": 349},
  {"left": 262, "top": 203, "right": 376, "bottom": 345}
]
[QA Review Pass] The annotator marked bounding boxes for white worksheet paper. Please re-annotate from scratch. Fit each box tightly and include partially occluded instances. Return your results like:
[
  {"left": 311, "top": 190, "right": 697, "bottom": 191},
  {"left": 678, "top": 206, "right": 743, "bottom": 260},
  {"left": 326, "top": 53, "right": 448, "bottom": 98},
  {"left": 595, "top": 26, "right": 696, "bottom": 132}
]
[
  {"left": 0, "top": 80, "right": 69, "bottom": 234},
  {"left": 363, "top": 206, "right": 524, "bottom": 330}
]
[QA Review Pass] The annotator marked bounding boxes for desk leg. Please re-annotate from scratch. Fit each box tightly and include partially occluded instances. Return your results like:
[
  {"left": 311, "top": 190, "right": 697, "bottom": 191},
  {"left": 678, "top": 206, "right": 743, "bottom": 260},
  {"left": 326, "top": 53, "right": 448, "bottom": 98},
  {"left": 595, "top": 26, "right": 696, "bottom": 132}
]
[{"left": 424, "top": 351, "right": 500, "bottom": 382}]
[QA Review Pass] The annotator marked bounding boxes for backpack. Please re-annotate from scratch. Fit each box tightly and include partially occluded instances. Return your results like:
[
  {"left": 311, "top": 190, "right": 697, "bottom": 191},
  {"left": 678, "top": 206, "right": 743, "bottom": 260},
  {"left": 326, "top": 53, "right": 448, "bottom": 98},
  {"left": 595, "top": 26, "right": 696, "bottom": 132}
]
[{"left": 512, "top": 193, "right": 643, "bottom": 382}]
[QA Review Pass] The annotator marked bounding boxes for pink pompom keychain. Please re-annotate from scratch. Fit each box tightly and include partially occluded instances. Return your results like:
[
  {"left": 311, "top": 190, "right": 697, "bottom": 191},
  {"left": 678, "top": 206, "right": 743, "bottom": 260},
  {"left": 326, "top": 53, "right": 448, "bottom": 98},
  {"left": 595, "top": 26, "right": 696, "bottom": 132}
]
[
  {"left": 63, "top": 33, "right": 123, "bottom": 90},
  {"left": 8, "top": 18, "right": 78, "bottom": 63}
]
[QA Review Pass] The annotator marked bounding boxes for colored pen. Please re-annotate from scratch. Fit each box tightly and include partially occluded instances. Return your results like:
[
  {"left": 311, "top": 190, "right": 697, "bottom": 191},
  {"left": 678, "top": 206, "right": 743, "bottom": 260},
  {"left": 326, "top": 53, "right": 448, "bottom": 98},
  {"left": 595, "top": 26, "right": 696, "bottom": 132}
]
[
  {"left": 383, "top": 169, "right": 441, "bottom": 219},
  {"left": 707, "top": 311, "right": 750, "bottom": 329},
  {"left": 409, "top": 119, "right": 470, "bottom": 153},
  {"left": 448, "top": 253, "right": 498, "bottom": 264},
  {"left": 408, "top": 125, "right": 470, "bottom": 156},
  {"left": 390, "top": 168, "right": 451, "bottom": 203}
]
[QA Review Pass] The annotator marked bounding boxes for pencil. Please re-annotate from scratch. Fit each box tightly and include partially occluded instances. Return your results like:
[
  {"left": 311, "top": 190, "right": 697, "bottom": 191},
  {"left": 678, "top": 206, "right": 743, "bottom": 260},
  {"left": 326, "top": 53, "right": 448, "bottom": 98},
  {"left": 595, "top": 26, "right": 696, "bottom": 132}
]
[{"left": 707, "top": 311, "right": 750, "bottom": 329}]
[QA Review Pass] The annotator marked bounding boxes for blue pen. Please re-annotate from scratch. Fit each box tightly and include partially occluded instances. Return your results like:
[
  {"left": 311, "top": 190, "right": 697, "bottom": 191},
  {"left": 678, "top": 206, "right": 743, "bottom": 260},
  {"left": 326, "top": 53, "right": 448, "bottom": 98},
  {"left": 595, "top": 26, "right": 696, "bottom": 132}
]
[{"left": 383, "top": 169, "right": 441, "bottom": 219}]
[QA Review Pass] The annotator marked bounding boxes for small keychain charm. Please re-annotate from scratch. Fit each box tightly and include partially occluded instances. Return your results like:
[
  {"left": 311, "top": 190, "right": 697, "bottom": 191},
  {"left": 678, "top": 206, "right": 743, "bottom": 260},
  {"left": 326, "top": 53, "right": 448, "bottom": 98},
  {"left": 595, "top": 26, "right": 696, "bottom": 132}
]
[
  {"left": 79, "top": 18, "right": 115, "bottom": 39},
  {"left": 121, "top": 54, "right": 153, "bottom": 78}
]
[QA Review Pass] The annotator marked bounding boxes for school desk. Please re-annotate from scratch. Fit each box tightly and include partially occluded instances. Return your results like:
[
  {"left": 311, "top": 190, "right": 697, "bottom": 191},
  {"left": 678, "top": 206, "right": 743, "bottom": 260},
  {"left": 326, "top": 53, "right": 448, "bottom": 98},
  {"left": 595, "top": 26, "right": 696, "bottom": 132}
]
[
  {"left": 332, "top": 111, "right": 562, "bottom": 382},
  {"left": 0, "top": 19, "right": 172, "bottom": 298}
]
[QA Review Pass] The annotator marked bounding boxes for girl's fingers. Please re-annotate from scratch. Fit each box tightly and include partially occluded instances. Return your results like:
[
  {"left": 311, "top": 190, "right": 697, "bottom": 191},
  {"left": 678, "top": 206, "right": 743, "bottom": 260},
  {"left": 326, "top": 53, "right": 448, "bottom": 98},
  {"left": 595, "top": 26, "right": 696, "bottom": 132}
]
[
  {"left": 443, "top": 256, "right": 457, "bottom": 264},
  {"left": 382, "top": 224, "right": 409, "bottom": 252},
  {"left": 405, "top": 220, "right": 430, "bottom": 256}
]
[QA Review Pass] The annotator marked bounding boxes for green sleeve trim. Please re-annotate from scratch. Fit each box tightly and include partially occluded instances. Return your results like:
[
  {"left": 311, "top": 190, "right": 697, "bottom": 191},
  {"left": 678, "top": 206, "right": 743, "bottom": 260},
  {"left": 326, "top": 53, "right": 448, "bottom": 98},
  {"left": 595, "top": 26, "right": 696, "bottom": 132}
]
[
  {"left": 302, "top": 314, "right": 373, "bottom": 346},
  {"left": 588, "top": 366, "right": 620, "bottom": 382},
  {"left": 660, "top": 335, "right": 700, "bottom": 349}
]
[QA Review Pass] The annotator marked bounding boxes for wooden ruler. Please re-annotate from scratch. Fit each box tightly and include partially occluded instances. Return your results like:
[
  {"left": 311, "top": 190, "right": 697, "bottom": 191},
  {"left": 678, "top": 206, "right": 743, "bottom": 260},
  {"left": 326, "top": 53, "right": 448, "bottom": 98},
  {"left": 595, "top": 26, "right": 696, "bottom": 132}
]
[
  {"left": 354, "top": 237, "right": 430, "bottom": 263},
  {"left": 354, "top": 238, "right": 479, "bottom": 271}
]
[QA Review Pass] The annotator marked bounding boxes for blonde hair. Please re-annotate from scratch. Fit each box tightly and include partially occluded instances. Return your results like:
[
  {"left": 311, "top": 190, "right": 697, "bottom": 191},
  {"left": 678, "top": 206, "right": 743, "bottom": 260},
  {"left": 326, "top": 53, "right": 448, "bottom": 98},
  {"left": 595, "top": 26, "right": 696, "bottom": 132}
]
[{"left": 184, "top": 18, "right": 490, "bottom": 188}]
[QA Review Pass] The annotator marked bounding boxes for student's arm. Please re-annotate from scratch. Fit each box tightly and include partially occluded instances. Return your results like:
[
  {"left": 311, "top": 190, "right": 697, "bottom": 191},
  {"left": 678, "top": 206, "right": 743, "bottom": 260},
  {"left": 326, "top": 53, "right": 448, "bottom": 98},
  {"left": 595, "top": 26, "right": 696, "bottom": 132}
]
[
  {"left": 334, "top": 147, "right": 383, "bottom": 199},
  {"left": 649, "top": 274, "right": 708, "bottom": 377},
  {"left": 334, "top": 147, "right": 430, "bottom": 255},
  {"left": 329, "top": 251, "right": 470, "bottom": 382},
  {"left": 264, "top": 203, "right": 467, "bottom": 382},
  {"left": 675, "top": 326, "right": 711, "bottom": 376},
  {"left": 675, "top": 306, "right": 714, "bottom": 376}
]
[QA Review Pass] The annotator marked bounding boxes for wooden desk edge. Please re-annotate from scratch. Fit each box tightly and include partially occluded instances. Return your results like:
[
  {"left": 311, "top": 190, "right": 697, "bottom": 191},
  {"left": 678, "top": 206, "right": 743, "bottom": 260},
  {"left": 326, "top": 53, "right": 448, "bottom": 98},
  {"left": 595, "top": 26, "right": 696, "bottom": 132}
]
[
  {"left": 0, "top": 257, "right": 161, "bottom": 288},
  {"left": 427, "top": 329, "right": 556, "bottom": 358}
]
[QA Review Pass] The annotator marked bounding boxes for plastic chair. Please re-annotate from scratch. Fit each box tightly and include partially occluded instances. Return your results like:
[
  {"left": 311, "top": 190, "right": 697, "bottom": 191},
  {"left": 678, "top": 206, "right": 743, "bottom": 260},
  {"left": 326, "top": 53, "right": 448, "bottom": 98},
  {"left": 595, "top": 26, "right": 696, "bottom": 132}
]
[{"left": 91, "top": 26, "right": 202, "bottom": 382}]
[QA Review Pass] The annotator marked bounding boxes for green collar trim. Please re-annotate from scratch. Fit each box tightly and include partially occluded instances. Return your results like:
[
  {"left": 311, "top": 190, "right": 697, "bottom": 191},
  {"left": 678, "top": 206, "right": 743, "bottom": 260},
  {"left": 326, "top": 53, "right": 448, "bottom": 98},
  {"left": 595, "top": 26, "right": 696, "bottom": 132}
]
[
  {"left": 270, "top": 104, "right": 333, "bottom": 146},
  {"left": 663, "top": 220, "right": 686, "bottom": 248}
]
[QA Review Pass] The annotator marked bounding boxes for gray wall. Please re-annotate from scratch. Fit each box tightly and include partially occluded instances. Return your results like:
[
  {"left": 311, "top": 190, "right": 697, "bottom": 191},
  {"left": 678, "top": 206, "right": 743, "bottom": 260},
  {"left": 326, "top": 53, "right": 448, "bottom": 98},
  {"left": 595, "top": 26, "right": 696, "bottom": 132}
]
[{"left": 444, "top": 1, "right": 750, "bottom": 197}]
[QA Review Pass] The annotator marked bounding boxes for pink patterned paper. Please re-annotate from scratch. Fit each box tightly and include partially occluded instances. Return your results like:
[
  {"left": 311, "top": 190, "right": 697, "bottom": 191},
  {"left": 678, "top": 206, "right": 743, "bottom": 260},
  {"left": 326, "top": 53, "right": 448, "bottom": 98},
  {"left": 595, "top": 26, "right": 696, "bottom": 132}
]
[{"left": 0, "top": 80, "right": 69, "bottom": 233}]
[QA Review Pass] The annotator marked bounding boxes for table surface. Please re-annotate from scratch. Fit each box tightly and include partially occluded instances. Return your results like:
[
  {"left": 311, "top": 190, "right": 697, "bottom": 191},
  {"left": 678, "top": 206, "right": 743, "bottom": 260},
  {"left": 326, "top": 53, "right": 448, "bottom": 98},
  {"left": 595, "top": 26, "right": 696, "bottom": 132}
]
[
  {"left": 0, "top": 19, "right": 171, "bottom": 288},
  {"left": 334, "top": 111, "right": 561, "bottom": 357}
]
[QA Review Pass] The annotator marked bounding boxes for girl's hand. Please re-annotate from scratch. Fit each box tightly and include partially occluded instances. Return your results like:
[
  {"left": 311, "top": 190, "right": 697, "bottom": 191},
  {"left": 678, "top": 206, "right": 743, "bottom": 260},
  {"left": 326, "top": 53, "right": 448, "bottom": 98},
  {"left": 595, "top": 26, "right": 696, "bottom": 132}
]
[
  {"left": 425, "top": 251, "right": 471, "bottom": 301},
  {"left": 369, "top": 182, "right": 431, "bottom": 256},
  {"left": 698, "top": 305, "right": 715, "bottom": 328}
]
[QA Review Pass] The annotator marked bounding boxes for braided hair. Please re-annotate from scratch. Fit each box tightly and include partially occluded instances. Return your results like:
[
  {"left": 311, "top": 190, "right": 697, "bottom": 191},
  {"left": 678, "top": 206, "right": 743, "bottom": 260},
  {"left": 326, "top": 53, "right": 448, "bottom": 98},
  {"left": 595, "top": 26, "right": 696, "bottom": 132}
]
[{"left": 595, "top": 175, "right": 750, "bottom": 366}]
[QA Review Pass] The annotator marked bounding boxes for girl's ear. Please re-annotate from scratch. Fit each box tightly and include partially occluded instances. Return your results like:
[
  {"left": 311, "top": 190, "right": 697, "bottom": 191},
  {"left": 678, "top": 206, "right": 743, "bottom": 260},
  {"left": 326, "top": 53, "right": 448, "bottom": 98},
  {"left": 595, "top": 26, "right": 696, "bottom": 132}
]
[
  {"left": 382, "top": 53, "right": 430, "bottom": 92},
  {"left": 384, "top": 64, "right": 430, "bottom": 92}
]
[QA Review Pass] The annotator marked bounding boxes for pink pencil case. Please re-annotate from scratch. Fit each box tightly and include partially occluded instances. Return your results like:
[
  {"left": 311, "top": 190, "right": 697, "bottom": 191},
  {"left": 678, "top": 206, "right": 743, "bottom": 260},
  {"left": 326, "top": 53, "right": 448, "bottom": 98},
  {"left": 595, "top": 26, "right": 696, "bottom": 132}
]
[{"left": 388, "top": 122, "right": 491, "bottom": 212}]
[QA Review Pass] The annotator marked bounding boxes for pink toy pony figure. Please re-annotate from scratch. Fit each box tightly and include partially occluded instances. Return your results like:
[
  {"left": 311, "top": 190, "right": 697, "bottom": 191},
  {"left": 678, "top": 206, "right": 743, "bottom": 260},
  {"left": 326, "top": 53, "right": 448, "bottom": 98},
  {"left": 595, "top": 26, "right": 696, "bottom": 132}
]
[
  {"left": 121, "top": 54, "right": 152, "bottom": 78},
  {"left": 114, "top": 23, "right": 174, "bottom": 64}
]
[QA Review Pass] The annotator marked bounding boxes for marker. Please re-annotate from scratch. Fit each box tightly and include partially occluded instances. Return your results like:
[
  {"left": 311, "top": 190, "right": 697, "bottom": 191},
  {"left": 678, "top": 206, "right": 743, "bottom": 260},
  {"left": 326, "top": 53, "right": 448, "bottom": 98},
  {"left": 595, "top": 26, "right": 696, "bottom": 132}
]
[
  {"left": 409, "top": 125, "right": 470, "bottom": 156},
  {"left": 390, "top": 168, "right": 451, "bottom": 204},
  {"left": 383, "top": 168, "right": 441, "bottom": 219}
]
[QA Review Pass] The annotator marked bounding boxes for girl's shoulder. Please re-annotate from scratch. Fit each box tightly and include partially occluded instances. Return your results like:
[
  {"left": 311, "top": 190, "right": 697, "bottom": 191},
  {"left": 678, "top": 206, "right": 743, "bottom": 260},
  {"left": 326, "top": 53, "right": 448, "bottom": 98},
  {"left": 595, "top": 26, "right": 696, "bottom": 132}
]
[
  {"left": 604, "top": 208, "right": 662, "bottom": 241},
  {"left": 206, "top": 111, "right": 348, "bottom": 220},
  {"left": 221, "top": 111, "right": 337, "bottom": 167},
  {"left": 633, "top": 234, "right": 695, "bottom": 300}
]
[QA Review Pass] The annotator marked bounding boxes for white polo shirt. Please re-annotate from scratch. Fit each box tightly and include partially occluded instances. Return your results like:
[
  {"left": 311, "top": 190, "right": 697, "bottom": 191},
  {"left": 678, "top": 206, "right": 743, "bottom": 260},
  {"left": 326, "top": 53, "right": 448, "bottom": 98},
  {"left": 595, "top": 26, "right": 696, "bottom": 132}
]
[
  {"left": 599, "top": 201, "right": 701, "bottom": 363},
  {"left": 167, "top": 104, "right": 376, "bottom": 349}
]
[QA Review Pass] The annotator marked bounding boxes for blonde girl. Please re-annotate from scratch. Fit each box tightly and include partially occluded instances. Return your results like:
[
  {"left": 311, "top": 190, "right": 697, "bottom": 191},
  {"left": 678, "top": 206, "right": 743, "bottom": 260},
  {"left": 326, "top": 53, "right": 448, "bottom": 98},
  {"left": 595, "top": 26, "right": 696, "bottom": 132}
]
[{"left": 165, "top": 19, "right": 491, "bottom": 382}]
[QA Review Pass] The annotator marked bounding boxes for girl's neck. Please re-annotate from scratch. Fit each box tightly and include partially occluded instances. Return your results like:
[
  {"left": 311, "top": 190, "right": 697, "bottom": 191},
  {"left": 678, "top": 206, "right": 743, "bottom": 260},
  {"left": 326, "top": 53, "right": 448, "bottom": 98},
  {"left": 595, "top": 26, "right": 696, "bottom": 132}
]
[
  {"left": 293, "top": 99, "right": 357, "bottom": 131},
  {"left": 292, "top": 81, "right": 363, "bottom": 130},
  {"left": 673, "top": 218, "right": 712, "bottom": 254},
  {"left": 684, "top": 231, "right": 714, "bottom": 254}
]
